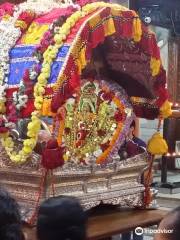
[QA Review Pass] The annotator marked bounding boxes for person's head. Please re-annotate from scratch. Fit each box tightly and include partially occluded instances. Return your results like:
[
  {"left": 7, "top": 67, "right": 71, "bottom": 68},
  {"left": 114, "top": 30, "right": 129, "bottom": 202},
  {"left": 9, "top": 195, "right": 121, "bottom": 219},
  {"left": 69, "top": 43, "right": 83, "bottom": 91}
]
[
  {"left": 0, "top": 188, "right": 24, "bottom": 240},
  {"left": 155, "top": 206, "right": 180, "bottom": 240},
  {"left": 128, "top": 120, "right": 136, "bottom": 139},
  {"left": 37, "top": 196, "right": 87, "bottom": 240}
]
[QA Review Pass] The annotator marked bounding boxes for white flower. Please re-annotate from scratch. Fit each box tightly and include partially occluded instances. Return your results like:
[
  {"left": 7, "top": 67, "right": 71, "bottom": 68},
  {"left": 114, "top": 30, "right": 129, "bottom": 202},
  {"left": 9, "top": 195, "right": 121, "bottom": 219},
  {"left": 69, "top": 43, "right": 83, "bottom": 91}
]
[
  {"left": 93, "top": 149, "right": 103, "bottom": 157},
  {"left": 29, "top": 71, "right": 38, "bottom": 80},
  {"left": 5, "top": 122, "right": 16, "bottom": 129},
  {"left": 12, "top": 92, "right": 18, "bottom": 103}
]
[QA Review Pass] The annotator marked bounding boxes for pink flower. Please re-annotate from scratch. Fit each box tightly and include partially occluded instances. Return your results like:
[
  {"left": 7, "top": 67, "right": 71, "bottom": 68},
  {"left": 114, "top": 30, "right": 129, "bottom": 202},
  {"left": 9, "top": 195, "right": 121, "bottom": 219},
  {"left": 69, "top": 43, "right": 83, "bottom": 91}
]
[
  {"left": 23, "top": 69, "right": 30, "bottom": 82},
  {"left": 43, "top": 31, "right": 52, "bottom": 39},
  {"left": 0, "top": 3, "right": 14, "bottom": 17}
]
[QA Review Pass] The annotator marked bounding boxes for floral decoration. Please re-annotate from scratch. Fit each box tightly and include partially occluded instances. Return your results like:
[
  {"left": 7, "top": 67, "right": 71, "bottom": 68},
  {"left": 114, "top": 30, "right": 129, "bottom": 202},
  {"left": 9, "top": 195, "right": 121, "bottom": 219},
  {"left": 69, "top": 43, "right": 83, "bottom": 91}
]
[
  {"left": 60, "top": 80, "right": 132, "bottom": 164},
  {"left": 0, "top": 0, "right": 170, "bottom": 166},
  {"left": 1, "top": 2, "right": 100, "bottom": 164}
]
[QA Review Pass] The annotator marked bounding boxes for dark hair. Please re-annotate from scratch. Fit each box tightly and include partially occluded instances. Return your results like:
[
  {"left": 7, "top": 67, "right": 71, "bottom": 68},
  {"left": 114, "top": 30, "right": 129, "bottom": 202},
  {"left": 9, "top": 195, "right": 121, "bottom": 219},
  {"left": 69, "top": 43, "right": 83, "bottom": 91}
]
[
  {"left": 0, "top": 188, "right": 24, "bottom": 240},
  {"left": 37, "top": 196, "right": 87, "bottom": 240},
  {"left": 166, "top": 206, "right": 180, "bottom": 240},
  {"left": 130, "top": 120, "right": 136, "bottom": 128}
]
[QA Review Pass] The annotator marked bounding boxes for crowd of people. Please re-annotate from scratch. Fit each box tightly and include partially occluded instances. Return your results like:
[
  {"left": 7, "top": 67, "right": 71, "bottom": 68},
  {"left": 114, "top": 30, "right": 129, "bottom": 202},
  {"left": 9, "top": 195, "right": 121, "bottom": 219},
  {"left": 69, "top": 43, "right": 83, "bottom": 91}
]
[
  {"left": 0, "top": 187, "right": 179, "bottom": 240},
  {"left": 0, "top": 188, "right": 87, "bottom": 240}
]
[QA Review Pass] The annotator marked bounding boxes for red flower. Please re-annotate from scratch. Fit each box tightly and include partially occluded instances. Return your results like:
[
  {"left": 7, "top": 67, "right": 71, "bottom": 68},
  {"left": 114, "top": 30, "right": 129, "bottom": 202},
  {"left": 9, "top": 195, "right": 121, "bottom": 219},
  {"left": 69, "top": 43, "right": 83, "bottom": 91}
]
[
  {"left": 23, "top": 69, "right": 30, "bottom": 83},
  {"left": 20, "top": 99, "right": 35, "bottom": 118},
  {"left": 114, "top": 111, "right": 123, "bottom": 122},
  {"left": 8, "top": 104, "right": 18, "bottom": 123},
  {"left": 0, "top": 127, "right": 8, "bottom": 133},
  {"left": 24, "top": 83, "right": 33, "bottom": 96},
  {"left": 40, "top": 39, "right": 50, "bottom": 49},
  {"left": 100, "top": 141, "right": 110, "bottom": 151},
  {"left": 18, "top": 11, "right": 35, "bottom": 26},
  {"left": 43, "top": 31, "right": 51, "bottom": 39}
]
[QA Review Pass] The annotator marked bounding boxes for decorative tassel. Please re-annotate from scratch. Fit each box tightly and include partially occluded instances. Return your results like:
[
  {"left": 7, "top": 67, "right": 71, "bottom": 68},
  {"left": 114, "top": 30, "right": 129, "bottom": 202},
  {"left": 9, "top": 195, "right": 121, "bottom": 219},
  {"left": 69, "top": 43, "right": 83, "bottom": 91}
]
[
  {"left": 147, "top": 132, "right": 168, "bottom": 155},
  {"left": 159, "top": 100, "right": 172, "bottom": 119},
  {"left": 150, "top": 57, "right": 161, "bottom": 77},
  {"left": 103, "top": 17, "right": 116, "bottom": 37},
  {"left": 147, "top": 118, "right": 168, "bottom": 155},
  {"left": 132, "top": 13, "right": 142, "bottom": 42}
]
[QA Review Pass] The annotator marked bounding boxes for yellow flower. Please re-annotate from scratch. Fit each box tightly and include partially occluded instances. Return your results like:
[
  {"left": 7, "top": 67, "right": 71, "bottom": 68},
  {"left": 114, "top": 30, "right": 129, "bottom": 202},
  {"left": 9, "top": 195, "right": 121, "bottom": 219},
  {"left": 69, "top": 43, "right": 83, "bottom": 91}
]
[
  {"left": 43, "top": 50, "right": 49, "bottom": 59},
  {"left": 23, "top": 146, "right": 32, "bottom": 154},
  {"left": 24, "top": 138, "right": 36, "bottom": 148},
  {"left": 54, "top": 35, "right": 63, "bottom": 44},
  {"left": 41, "top": 65, "right": 51, "bottom": 74},
  {"left": 62, "top": 23, "right": 71, "bottom": 31},
  {"left": 36, "top": 96, "right": 43, "bottom": 103},
  {"left": 67, "top": 19, "right": 75, "bottom": 27},
  {"left": 34, "top": 102, "right": 43, "bottom": 110},
  {"left": 31, "top": 115, "right": 40, "bottom": 122},
  {"left": 38, "top": 73, "right": 46, "bottom": 82}
]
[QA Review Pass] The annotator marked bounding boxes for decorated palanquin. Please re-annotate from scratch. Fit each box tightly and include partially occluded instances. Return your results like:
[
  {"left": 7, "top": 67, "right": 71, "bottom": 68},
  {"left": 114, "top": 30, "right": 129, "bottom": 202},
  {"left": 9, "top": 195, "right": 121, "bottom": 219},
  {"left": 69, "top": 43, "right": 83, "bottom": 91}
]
[{"left": 0, "top": 0, "right": 172, "bottom": 223}]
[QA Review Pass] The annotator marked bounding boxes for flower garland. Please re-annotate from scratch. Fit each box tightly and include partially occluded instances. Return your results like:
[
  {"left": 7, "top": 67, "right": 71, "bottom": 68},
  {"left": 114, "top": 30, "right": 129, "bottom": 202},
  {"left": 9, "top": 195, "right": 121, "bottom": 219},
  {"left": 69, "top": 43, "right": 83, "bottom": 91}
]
[
  {"left": 0, "top": 3, "right": 42, "bottom": 115},
  {"left": 13, "top": 16, "right": 68, "bottom": 113},
  {"left": 0, "top": 15, "right": 21, "bottom": 106},
  {"left": 1, "top": 1, "right": 168, "bottom": 165},
  {"left": 0, "top": 0, "right": 78, "bottom": 116},
  {"left": 1, "top": 5, "right": 88, "bottom": 164},
  {"left": 1, "top": 2, "right": 128, "bottom": 164},
  {"left": 0, "top": 10, "right": 35, "bottom": 128},
  {"left": 18, "top": 0, "right": 80, "bottom": 15}
]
